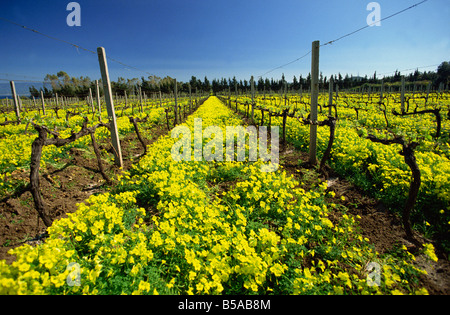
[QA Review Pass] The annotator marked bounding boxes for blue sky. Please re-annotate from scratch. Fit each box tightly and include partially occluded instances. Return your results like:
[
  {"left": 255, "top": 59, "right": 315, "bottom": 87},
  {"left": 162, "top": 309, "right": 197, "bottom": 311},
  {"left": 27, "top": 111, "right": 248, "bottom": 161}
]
[{"left": 0, "top": 0, "right": 449, "bottom": 85}]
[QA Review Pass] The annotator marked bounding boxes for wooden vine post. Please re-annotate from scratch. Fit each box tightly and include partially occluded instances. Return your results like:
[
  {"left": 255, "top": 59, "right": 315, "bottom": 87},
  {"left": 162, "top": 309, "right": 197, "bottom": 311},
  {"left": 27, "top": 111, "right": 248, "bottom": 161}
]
[
  {"left": 139, "top": 85, "right": 144, "bottom": 113},
  {"left": 96, "top": 80, "right": 102, "bottom": 119},
  {"left": 189, "top": 83, "right": 192, "bottom": 112},
  {"left": 40, "top": 90, "right": 47, "bottom": 116},
  {"left": 174, "top": 79, "right": 179, "bottom": 125},
  {"left": 309, "top": 40, "right": 320, "bottom": 165},
  {"left": 328, "top": 76, "right": 333, "bottom": 116},
  {"left": 97, "top": 47, "right": 123, "bottom": 168},
  {"left": 401, "top": 76, "right": 406, "bottom": 113},
  {"left": 55, "top": 93, "right": 59, "bottom": 110},
  {"left": 425, "top": 83, "right": 431, "bottom": 105},
  {"left": 9, "top": 81, "right": 21, "bottom": 123},
  {"left": 235, "top": 83, "right": 238, "bottom": 112},
  {"left": 89, "top": 88, "right": 95, "bottom": 114},
  {"left": 251, "top": 75, "right": 255, "bottom": 123}
]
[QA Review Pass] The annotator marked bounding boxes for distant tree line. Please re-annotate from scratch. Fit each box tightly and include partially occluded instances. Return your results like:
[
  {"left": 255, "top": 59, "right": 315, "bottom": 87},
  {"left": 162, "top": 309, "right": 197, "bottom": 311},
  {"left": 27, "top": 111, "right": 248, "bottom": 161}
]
[
  {"left": 30, "top": 61, "right": 449, "bottom": 98},
  {"left": 29, "top": 71, "right": 202, "bottom": 98},
  {"left": 29, "top": 71, "right": 99, "bottom": 99}
]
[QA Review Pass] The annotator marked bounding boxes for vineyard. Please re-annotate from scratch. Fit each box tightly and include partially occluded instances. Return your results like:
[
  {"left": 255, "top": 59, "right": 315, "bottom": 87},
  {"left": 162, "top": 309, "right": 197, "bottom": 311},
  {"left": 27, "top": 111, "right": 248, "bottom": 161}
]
[
  {"left": 0, "top": 86, "right": 449, "bottom": 294},
  {"left": 220, "top": 88, "right": 450, "bottom": 247}
]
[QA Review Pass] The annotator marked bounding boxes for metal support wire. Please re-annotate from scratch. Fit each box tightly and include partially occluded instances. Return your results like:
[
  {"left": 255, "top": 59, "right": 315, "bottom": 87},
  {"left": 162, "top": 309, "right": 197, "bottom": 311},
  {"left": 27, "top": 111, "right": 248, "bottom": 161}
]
[
  {"left": 0, "top": 17, "right": 155, "bottom": 77},
  {"left": 258, "top": 0, "right": 430, "bottom": 78}
]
